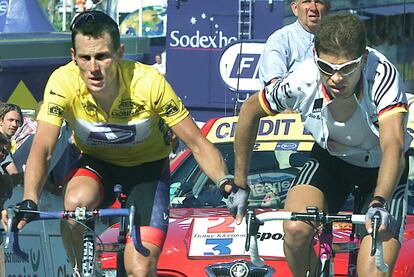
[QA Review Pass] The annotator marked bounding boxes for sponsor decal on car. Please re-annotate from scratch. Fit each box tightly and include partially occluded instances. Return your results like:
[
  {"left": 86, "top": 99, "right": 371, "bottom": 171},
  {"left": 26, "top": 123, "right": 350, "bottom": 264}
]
[
  {"left": 206, "top": 114, "right": 313, "bottom": 146},
  {"left": 189, "top": 213, "right": 285, "bottom": 258}
]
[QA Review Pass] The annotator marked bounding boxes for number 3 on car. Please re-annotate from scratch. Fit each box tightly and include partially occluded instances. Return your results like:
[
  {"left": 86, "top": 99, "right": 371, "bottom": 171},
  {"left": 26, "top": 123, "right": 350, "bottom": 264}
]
[{"left": 190, "top": 217, "right": 240, "bottom": 256}]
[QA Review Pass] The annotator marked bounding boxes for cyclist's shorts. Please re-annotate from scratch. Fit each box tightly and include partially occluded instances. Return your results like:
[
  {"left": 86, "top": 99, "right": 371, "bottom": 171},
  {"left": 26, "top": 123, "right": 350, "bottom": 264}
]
[
  {"left": 72, "top": 155, "right": 170, "bottom": 249},
  {"left": 291, "top": 143, "right": 409, "bottom": 243}
]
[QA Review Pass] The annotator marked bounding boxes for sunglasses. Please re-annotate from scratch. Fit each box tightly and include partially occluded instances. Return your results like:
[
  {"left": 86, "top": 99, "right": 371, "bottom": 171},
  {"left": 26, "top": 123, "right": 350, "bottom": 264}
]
[
  {"left": 70, "top": 10, "right": 118, "bottom": 31},
  {"left": 314, "top": 53, "right": 363, "bottom": 77}
]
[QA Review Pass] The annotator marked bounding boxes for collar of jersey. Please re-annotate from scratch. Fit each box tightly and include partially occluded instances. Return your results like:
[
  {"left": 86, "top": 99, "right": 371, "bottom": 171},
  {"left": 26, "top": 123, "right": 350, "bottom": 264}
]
[{"left": 78, "top": 63, "right": 126, "bottom": 99}]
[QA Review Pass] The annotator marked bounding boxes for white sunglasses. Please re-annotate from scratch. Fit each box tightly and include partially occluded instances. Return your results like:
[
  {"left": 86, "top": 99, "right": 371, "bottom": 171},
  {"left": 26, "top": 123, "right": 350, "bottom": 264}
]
[{"left": 314, "top": 53, "right": 362, "bottom": 76}]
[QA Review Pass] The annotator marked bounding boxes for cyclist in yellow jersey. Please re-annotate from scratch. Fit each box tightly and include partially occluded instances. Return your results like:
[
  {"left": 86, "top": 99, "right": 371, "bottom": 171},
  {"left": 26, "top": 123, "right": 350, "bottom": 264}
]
[{"left": 2, "top": 11, "right": 231, "bottom": 277}]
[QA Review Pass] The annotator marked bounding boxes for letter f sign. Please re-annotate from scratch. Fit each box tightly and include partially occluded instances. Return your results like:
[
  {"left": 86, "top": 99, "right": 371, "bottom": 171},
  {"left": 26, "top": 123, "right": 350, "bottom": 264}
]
[{"left": 229, "top": 53, "right": 260, "bottom": 79}]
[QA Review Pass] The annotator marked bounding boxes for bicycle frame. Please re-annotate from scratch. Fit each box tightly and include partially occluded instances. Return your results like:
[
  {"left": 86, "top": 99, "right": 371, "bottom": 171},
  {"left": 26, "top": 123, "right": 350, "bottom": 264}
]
[{"left": 245, "top": 207, "right": 388, "bottom": 277}]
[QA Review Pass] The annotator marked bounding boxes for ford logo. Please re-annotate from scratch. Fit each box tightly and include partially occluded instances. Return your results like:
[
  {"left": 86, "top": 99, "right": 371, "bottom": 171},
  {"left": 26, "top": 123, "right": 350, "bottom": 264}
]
[
  {"left": 230, "top": 262, "right": 249, "bottom": 277},
  {"left": 277, "top": 142, "right": 298, "bottom": 150}
]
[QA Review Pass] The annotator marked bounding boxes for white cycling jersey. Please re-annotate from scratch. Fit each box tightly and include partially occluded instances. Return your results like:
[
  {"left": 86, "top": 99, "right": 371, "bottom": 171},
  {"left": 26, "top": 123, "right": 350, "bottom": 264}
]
[{"left": 259, "top": 47, "right": 412, "bottom": 167}]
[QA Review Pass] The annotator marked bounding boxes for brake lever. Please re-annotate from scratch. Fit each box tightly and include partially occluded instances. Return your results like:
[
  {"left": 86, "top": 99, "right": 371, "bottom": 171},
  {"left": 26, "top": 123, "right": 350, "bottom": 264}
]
[
  {"left": 4, "top": 206, "right": 29, "bottom": 260},
  {"left": 370, "top": 211, "right": 381, "bottom": 256},
  {"left": 245, "top": 209, "right": 253, "bottom": 251},
  {"left": 245, "top": 209, "right": 263, "bottom": 252},
  {"left": 128, "top": 205, "right": 135, "bottom": 232},
  {"left": 4, "top": 206, "right": 16, "bottom": 249}
]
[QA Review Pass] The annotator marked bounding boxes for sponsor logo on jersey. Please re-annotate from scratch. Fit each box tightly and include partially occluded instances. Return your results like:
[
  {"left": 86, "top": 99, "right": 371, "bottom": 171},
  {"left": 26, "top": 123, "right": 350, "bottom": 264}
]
[
  {"left": 86, "top": 124, "right": 137, "bottom": 145},
  {"left": 82, "top": 100, "right": 98, "bottom": 117},
  {"left": 111, "top": 99, "right": 145, "bottom": 118},
  {"left": 48, "top": 103, "right": 64, "bottom": 116},
  {"left": 162, "top": 100, "right": 179, "bottom": 117},
  {"left": 49, "top": 90, "right": 66, "bottom": 98},
  {"left": 312, "top": 98, "right": 323, "bottom": 113}
]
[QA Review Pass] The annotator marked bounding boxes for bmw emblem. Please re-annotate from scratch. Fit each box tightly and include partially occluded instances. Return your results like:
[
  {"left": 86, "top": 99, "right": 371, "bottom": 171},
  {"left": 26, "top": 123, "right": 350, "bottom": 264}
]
[{"left": 230, "top": 262, "right": 249, "bottom": 277}]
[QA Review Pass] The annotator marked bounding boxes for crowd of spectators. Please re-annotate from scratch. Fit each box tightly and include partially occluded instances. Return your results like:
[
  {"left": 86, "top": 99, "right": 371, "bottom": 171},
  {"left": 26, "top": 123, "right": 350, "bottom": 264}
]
[{"left": 361, "top": 13, "right": 414, "bottom": 93}]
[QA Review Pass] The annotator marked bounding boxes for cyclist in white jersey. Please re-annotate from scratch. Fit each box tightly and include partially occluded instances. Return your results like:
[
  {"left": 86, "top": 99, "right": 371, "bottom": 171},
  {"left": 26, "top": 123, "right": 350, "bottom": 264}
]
[
  {"left": 259, "top": 0, "right": 330, "bottom": 86},
  {"left": 226, "top": 13, "right": 411, "bottom": 276}
]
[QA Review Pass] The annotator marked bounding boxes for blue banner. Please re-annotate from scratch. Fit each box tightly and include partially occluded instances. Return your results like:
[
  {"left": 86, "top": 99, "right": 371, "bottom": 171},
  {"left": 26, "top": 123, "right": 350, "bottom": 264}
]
[
  {"left": 0, "top": 0, "right": 55, "bottom": 33},
  {"left": 166, "top": 0, "right": 283, "bottom": 120},
  {"left": 0, "top": 0, "right": 10, "bottom": 31}
]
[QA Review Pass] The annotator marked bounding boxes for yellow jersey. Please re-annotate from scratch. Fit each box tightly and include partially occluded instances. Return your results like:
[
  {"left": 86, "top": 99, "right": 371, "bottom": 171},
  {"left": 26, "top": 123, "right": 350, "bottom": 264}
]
[{"left": 37, "top": 60, "right": 189, "bottom": 167}]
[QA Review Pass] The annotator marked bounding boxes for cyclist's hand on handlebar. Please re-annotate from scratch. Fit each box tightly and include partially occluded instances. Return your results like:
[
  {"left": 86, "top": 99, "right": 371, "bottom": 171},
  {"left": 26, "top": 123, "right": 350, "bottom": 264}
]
[
  {"left": 15, "top": 200, "right": 38, "bottom": 229},
  {"left": 227, "top": 185, "right": 250, "bottom": 225},
  {"left": 365, "top": 205, "right": 395, "bottom": 241},
  {"left": 1, "top": 200, "right": 38, "bottom": 231}
]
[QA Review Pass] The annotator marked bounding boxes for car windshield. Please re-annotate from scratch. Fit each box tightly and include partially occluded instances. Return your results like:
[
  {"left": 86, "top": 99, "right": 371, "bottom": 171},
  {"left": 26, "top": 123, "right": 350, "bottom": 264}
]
[
  {"left": 170, "top": 143, "right": 309, "bottom": 209},
  {"left": 170, "top": 142, "right": 414, "bottom": 214}
]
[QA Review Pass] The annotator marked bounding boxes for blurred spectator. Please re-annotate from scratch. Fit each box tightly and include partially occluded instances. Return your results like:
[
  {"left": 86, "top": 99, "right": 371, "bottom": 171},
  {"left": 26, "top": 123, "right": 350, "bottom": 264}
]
[
  {"left": 0, "top": 133, "right": 12, "bottom": 175},
  {"left": 0, "top": 103, "right": 22, "bottom": 143},
  {"left": 11, "top": 101, "right": 43, "bottom": 155},
  {"left": 0, "top": 101, "right": 80, "bottom": 196},
  {"left": 11, "top": 113, "right": 37, "bottom": 153},
  {"left": 406, "top": 93, "right": 414, "bottom": 181},
  {"left": 152, "top": 53, "right": 166, "bottom": 76},
  {"left": 0, "top": 133, "right": 18, "bottom": 206},
  {"left": 5, "top": 101, "right": 80, "bottom": 190},
  {"left": 0, "top": 103, "right": 22, "bottom": 174},
  {"left": 75, "top": 0, "right": 101, "bottom": 14},
  {"left": 370, "top": 16, "right": 398, "bottom": 64},
  {"left": 75, "top": 0, "right": 87, "bottom": 12}
]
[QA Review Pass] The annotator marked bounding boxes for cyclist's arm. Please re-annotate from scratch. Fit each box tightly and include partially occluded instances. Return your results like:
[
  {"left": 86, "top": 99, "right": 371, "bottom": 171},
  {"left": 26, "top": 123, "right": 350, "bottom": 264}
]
[
  {"left": 23, "top": 121, "right": 60, "bottom": 204},
  {"left": 375, "top": 112, "right": 406, "bottom": 203},
  {"left": 234, "top": 92, "right": 270, "bottom": 188},
  {"left": 171, "top": 115, "right": 229, "bottom": 185}
]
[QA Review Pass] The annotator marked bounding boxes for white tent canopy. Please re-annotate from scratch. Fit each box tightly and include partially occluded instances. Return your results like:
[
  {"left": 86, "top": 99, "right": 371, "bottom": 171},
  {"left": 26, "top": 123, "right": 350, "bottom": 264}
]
[{"left": 117, "top": 0, "right": 167, "bottom": 13}]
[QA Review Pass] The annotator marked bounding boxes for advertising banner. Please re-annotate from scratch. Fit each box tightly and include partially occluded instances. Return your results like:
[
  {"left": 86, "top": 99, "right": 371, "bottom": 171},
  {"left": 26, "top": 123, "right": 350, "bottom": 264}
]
[
  {"left": 0, "top": 0, "right": 55, "bottom": 33},
  {"left": 166, "top": 0, "right": 283, "bottom": 121}
]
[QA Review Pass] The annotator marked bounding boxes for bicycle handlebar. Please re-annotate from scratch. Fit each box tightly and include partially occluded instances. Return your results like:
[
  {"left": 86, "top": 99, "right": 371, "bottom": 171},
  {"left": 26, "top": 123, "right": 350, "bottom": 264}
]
[
  {"left": 245, "top": 207, "right": 388, "bottom": 273},
  {"left": 4, "top": 206, "right": 150, "bottom": 261}
]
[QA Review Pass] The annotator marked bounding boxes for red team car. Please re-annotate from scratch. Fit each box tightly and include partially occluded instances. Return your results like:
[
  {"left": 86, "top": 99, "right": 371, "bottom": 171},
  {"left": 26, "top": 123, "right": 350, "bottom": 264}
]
[{"left": 97, "top": 114, "right": 414, "bottom": 277}]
